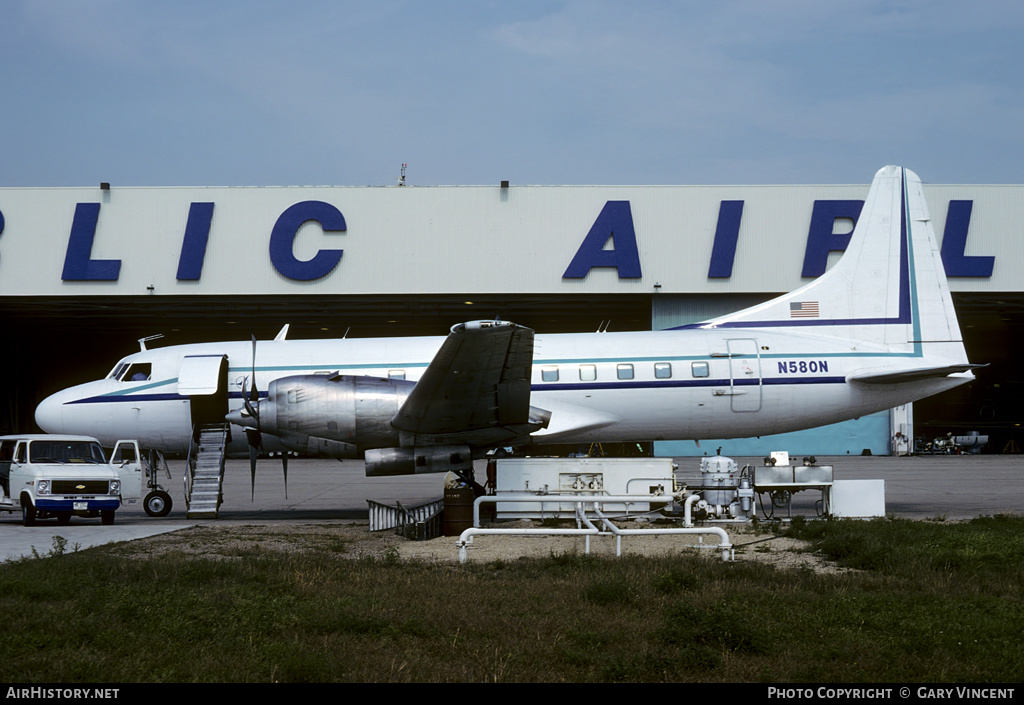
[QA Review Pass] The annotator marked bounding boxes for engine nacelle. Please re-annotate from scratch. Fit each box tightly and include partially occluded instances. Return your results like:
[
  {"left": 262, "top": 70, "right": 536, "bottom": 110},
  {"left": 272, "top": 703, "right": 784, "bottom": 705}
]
[
  {"left": 258, "top": 374, "right": 415, "bottom": 456},
  {"left": 278, "top": 436, "right": 359, "bottom": 459},
  {"left": 364, "top": 445, "right": 473, "bottom": 477}
]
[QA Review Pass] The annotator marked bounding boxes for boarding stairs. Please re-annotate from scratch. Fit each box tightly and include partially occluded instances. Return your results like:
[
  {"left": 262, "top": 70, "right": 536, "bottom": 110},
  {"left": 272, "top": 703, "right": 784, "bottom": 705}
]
[{"left": 185, "top": 423, "right": 228, "bottom": 519}]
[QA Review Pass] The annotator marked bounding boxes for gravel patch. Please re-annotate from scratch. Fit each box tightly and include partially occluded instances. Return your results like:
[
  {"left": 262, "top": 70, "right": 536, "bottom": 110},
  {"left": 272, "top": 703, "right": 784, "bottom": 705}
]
[{"left": 106, "top": 519, "right": 850, "bottom": 573}]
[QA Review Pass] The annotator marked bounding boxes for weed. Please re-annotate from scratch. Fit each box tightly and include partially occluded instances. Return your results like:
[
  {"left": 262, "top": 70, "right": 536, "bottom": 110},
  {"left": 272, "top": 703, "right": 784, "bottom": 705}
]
[
  {"left": 27, "top": 535, "right": 80, "bottom": 560},
  {"left": 545, "top": 551, "right": 599, "bottom": 570},
  {"left": 656, "top": 600, "right": 771, "bottom": 655},
  {"left": 651, "top": 568, "right": 700, "bottom": 593},
  {"left": 1, "top": 517, "right": 1022, "bottom": 682},
  {"left": 582, "top": 577, "right": 634, "bottom": 607}
]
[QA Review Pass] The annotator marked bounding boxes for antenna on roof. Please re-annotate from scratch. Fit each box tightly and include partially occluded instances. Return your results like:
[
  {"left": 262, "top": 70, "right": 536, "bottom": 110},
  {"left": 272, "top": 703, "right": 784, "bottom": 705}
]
[
  {"left": 138, "top": 334, "right": 164, "bottom": 351},
  {"left": 397, "top": 163, "right": 407, "bottom": 186}
]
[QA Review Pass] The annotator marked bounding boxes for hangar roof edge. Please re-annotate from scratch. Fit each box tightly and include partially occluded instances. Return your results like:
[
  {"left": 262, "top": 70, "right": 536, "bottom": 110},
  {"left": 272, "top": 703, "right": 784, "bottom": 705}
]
[{"left": 1, "top": 182, "right": 1023, "bottom": 191}]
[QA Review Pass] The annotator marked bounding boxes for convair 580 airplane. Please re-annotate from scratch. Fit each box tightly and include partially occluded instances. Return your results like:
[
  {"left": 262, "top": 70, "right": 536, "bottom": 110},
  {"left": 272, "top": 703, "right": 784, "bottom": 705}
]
[{"left": 36, "top": 166, "right": 979, "bottom": 479}]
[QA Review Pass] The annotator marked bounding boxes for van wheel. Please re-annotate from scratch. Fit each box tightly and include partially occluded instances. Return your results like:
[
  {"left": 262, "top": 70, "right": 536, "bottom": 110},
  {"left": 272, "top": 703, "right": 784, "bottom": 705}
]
[
  {"left": 101, "top": 510, "right": 115, "bottom": 526},
  {"left": 22, "top": 501, "right": 37, "bottom": 527},
  {"left": 143, "top": 491, "right": 172, "bottom": 517}
]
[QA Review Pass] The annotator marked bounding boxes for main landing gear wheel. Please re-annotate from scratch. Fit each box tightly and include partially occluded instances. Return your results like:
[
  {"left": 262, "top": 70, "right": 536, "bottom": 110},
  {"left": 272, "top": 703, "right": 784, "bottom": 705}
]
[{"left": 143, "top": 490, "right": 173, "bottom": 517}]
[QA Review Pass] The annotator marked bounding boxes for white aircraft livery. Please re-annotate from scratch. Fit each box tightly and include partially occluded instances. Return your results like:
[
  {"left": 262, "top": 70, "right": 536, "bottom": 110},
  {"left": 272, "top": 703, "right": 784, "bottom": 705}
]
[{"left": 35, "top": 166, "right": 979, "bottom": 480}]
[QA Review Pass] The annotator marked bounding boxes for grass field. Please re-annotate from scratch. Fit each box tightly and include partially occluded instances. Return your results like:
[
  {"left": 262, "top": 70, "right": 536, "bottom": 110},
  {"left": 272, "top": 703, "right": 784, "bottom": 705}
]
[{"left": 1, "top": 515, "right": 1022, "bottom": 683}]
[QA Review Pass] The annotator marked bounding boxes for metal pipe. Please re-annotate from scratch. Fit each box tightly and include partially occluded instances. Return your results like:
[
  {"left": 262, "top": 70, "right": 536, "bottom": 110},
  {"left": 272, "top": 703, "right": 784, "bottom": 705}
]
[
  {"left": 457, "top": 524, "right": 600, "bottom": 563},
  {"left": 472, "top": 492, "right": 688, "bottom": 526},
  {"left": 684, "top": 493, "right": 701, "bottom": 526},
  {"left": 591, "top": 503, "right": 733, "bottom": 561},
  {"left": 458, "top": 494, "right": 733, "bottom": 563},
  {"left": 624, "top": 477, "right": 671, "bottom": 494}
]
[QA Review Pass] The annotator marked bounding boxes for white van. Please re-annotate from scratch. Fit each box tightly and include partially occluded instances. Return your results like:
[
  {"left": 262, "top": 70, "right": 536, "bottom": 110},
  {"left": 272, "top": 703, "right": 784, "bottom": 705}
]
[{"left": 0, "top": 435, "right": 123, "bottom": 526}]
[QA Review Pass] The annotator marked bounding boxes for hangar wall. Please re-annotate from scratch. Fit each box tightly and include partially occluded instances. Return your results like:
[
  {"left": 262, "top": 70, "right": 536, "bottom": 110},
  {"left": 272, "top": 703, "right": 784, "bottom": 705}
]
[
  {"left": 0, "top": 176, "right": 1020, "bottom": 453},
  {"left": 0, "top": 181, "right": 1018, "bottom": 298}
]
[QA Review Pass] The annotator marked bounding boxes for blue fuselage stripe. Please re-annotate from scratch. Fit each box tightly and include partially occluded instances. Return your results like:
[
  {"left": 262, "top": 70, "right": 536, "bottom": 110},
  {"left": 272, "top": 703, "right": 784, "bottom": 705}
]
[
  {"left": 534, "top": 376, "right": 845, "bottom": 392},
  {"left": 65, "top": 374, "right": 848, "bottom": 405}
]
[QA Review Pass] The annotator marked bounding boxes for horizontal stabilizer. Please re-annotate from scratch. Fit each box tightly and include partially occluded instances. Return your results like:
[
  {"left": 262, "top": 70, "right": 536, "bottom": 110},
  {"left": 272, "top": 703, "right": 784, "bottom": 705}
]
[{"left": 849, "top": 364, "right": 986, "bottom": 385}]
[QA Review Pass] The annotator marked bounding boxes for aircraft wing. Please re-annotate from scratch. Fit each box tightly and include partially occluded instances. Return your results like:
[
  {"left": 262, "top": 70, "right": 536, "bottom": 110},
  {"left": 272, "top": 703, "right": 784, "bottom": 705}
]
[
  {"left": 849, "top": 364, "right": 986, "bottom": 385},
  {"left": 391, "top": 320, "right": 546, "bottom": 441}
]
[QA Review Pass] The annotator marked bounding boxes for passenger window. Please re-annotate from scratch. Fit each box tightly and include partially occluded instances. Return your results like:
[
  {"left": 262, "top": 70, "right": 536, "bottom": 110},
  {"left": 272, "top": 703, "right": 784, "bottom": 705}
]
[
  {"left": 654, "top": 362, "right": 672, "bottom": 379},
  {"left": 579, "top": 364, "right": 597, "bottom": 382},
  {"left": 541, "top": 366, "right": 559, "bottom": 382},
  {"left": 388, "top": 370, "right": 406, "bottom": 380},
  {"left": 691, "top": 361, "right": 710, "bottom": 378},
  {"left": 617, "top": 364, "right": 634, "bottom": 380}
]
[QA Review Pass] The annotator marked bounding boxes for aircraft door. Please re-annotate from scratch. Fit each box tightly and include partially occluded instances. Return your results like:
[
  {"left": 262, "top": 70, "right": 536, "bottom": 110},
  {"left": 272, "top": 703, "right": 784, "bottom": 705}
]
[
  {"left": 727, "top": 338, "right": 762, "bottom": 412},
  {"left": 178, "top": 355, "right": 229, "bottom": 431}
]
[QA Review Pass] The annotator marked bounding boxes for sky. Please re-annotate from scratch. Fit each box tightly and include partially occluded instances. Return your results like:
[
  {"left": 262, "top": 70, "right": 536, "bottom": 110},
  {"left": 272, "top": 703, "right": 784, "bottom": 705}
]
[{"left": 3, "top": 0, "right": 1023, "bottom": 188}]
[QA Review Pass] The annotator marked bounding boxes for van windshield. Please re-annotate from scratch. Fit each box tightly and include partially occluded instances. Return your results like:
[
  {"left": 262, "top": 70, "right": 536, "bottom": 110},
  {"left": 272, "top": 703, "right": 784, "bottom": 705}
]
[{"left": 29, "top": 441, "right": 106, "bottom": 464}]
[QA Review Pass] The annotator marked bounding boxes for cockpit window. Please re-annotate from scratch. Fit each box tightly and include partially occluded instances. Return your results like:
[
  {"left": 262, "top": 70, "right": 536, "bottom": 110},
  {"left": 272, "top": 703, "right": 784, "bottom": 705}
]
[
  {"left": 108, "top": 362, "right": 129, "bottom": 380},
  {"left": 119, "top": 363, "right": 152, "bottom": 382}
]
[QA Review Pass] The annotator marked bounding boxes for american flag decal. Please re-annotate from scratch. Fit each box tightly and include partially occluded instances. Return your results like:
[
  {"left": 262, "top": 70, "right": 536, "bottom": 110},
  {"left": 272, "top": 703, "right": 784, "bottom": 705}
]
[{"left": 790, "top": 301, "right": 819, "bottom": 318}]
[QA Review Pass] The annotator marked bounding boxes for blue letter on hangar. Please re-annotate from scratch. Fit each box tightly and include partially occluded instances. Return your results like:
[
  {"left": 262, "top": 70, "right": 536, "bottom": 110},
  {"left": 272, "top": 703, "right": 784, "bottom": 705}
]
[
  {"left": 563, "top": 201, "right": 642, "bottom": 279},
  {"left": 58, "top": 200, "right": 348, "bottom": 283},
  {"left": 563, "top": 197, "right": 991, "bottom": 283},
  {"left": 700, "top": 198, "right": 991, "bottom": 280},
  {"left": 61, "top": 203, "right": 121, "bottom": 281},
  {"left": 269, "top": 201, "right": 347, "bottom": 281},
  {"left": 799, "top": 199, "right": 992, "bottom": 278}
]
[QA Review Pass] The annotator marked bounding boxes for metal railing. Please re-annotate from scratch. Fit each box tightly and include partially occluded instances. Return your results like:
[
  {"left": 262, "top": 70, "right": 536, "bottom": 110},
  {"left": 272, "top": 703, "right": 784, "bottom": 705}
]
[
  {"left": 368, "top": 498, "right": 445, "bottom": 540},
  {"left": 183, "top": 429, "right": 198, "bottom": 509}
]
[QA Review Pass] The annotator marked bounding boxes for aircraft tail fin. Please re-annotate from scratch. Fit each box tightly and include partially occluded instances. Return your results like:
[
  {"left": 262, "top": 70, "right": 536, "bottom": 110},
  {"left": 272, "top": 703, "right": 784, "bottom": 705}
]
[{"left": 693, "top": 166, "right": 967, "bottom": 361}]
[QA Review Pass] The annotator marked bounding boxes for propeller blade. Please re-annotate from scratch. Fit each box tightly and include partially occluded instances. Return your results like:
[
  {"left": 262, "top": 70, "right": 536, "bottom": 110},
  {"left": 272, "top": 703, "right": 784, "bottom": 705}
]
[
  {"left": 245, "top": 428, "right": 262, "bottom": 502},
  {"left": 282, "top": 453, "right": 288, "bottom": 499},
  {"left": 249, "top": 444, "right": 257, "bottom": 501},
  {"left": 244, "top": 335, "right": 260, "bottom": 421},
  {"left": 241, "top": 376, "right": 258, "bottom": 421},
  {"left": 250, "top": 334, "right": 259, "bottom": 400}
]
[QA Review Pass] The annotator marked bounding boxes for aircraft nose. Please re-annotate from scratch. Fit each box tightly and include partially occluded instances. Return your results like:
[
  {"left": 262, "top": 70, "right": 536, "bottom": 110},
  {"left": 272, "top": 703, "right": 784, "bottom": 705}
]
[{"left": 35, "top": 390, "right": 67, "bottom": 433}]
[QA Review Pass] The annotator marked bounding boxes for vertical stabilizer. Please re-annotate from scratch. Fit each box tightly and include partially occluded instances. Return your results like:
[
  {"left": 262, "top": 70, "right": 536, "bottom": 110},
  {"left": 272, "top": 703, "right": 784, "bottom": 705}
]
[{"left": 694, "top": 166, "right": 966, "bottom": 359}]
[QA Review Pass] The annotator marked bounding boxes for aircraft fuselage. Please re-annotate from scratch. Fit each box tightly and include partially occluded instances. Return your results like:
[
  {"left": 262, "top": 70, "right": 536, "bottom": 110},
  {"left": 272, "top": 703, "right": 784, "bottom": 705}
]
[{"left": 35, "top": 326, "right": 968, "bottom": 455}]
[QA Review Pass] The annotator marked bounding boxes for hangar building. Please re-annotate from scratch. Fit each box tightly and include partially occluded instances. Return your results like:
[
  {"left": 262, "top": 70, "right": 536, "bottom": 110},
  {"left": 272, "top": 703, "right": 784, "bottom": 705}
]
[{"left": 1, "top": 174, "right": 1020, "bottom": 456}]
